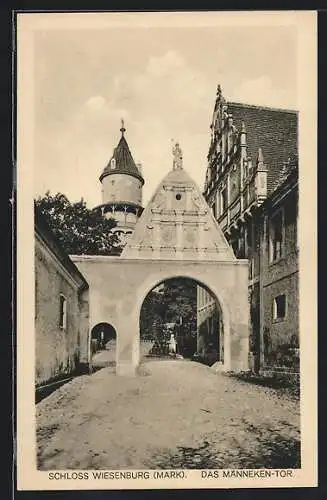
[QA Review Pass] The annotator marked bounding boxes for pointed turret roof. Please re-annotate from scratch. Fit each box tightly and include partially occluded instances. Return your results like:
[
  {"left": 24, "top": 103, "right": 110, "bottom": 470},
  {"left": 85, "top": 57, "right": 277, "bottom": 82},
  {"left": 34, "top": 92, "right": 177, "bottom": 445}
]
[
  {"left": 122, "top": 144, "right": 235, "bottom": 261},
  {"left": 99, "top": 121, "right": 144, "bottom": 184}
]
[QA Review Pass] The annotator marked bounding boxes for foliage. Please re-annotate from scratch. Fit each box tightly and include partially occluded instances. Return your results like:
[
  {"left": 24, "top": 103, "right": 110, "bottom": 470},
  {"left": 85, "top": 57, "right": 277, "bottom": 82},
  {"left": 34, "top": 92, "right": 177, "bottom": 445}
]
[
  {"left": 140, "top": 278, "right": 198, "bottom": 342},
  {"left": 35, "top": 191, "right": 122, "bottom": 255}
]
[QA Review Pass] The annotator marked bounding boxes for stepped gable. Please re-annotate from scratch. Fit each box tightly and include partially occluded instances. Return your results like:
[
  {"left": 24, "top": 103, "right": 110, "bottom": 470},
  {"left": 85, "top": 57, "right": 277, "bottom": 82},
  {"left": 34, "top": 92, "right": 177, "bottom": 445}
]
[{"left": 121, "top": 162, "right": 236, "bottom": 261}]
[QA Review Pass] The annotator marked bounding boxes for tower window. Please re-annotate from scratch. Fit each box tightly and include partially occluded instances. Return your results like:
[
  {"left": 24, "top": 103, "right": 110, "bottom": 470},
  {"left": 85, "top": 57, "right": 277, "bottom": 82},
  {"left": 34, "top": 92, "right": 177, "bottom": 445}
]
[
  {"left": 273, "top": 294, "right": 286, "bottom": 321},
  {"left": 59, "top": 294, "right": 67, "bottom": 330},
  {"left": 110, "top": 158, "right": 116, "bottom": 170},
  {"left": 175, "top": 194, "right": 182, "bottom": 200}
]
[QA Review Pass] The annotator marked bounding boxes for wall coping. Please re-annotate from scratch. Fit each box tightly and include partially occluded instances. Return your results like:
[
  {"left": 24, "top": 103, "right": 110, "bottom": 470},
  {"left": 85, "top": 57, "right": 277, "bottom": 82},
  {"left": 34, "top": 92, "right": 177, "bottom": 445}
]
[{"left": 69, "top": 254, "right": 248, "bottom": 266}]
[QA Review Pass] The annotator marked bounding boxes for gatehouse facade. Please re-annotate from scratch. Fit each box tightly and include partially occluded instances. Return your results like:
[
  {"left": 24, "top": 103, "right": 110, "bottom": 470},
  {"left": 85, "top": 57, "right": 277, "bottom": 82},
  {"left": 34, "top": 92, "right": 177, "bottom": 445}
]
[{"left": 71, "top": 135, "right": 250, "bottom": 376}]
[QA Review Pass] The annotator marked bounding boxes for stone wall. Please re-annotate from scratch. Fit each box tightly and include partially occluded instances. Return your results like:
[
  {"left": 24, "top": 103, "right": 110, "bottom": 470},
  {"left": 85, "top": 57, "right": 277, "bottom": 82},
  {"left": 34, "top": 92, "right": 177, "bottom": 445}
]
[
  {"left": 263, "top": 273, "right": 299, "bottom": 370},
  {"left": 72, "top": 256, "right": 250, "bottom": 375},
  {"left": 35, "top": 234, "right": 89, "bottom": 386},
  {"left": 261, "top": 189, "right": 299, "bottom": 370},
  {"left": 102, "top": 173, "right": 142, "bottom": 206}
]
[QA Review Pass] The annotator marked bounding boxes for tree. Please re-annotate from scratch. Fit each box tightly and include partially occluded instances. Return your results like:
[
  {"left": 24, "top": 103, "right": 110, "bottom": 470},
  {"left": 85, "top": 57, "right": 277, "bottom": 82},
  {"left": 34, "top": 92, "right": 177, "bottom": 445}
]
[
  {"left": 35, "top": 191, "right": 122, "bottom": 255},
  {"left": 159, "top": 278, "right": 197, "bottom": 330},
  {"left": 140, "top": 278, "right": 198, "bottom": 341},
  {"left": 139, "top": 290, "right": 168, "bottom": 340}
]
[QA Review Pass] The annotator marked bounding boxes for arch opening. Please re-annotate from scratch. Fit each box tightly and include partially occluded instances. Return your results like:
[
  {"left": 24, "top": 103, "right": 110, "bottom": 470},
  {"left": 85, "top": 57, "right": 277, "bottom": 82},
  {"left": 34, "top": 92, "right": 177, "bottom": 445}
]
[
  {"left": 91, "top": 322, "right": 117, "bottom": 369},
  {"left": 139, "top": 277, "right": 224, "bottom": 367}
]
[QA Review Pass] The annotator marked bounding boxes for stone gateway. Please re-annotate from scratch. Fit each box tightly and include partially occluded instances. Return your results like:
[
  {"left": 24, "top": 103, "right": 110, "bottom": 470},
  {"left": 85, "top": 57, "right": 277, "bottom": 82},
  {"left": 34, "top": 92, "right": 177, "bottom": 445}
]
[{"left": 71, "top": 138, "right": 249, "bottom": 376}]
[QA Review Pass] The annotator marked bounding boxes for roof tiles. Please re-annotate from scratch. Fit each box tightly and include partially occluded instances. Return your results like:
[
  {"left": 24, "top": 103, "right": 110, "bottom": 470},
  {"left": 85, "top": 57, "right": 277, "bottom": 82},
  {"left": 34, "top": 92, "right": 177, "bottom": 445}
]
[
  {"left": 100, "top": 133, "right": 144, "bottom": 185},
  {"left": 228, "top": 102, "right": 298, "bottom": 195}
]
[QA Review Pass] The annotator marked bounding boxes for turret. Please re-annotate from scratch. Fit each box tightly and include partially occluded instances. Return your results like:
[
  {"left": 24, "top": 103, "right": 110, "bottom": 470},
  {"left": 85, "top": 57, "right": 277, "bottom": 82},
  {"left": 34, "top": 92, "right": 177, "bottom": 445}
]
[{"left": 96, "top": 121, "right": 144, "bottom": 245}]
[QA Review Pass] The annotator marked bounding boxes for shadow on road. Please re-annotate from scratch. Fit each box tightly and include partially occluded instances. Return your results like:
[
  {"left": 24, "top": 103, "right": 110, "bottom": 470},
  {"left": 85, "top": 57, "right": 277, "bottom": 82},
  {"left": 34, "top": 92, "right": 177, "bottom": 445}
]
[
  {"left": 145, "top": 441, "right": 224, "bottom": 469},
  {"left": 146, "top": 429, "right": 300, "bottom": 469}
]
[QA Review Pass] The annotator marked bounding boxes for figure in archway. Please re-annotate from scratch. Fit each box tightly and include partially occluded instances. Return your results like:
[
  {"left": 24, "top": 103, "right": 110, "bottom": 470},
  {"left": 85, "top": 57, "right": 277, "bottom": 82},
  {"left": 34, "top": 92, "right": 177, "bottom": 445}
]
[
  {"left": 100, "top": 329, "right": 105, "bottom": 350},
  {"left": 168, "top": 333, "right": 177, "bottom": 357}
]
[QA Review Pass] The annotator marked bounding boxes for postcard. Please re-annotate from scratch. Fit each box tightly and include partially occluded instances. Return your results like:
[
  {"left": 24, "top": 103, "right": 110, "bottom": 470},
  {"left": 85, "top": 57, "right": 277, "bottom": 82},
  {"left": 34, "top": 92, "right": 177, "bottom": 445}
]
[{"left": 16, "top": 10, "right": 317, "bottom": 490}]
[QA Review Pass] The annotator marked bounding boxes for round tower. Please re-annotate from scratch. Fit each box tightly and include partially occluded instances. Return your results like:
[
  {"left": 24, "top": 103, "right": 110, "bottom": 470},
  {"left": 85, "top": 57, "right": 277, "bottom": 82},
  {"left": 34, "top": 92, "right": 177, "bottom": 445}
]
[{"left": 97, "top": 121, "right": 144, "bottom": 245}]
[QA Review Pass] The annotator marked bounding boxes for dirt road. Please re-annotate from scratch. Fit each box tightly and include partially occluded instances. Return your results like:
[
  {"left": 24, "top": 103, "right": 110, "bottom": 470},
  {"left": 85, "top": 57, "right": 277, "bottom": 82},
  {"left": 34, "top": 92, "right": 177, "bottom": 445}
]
[{"left": 36, "top": 359, "right": 300, "bottom": 470}]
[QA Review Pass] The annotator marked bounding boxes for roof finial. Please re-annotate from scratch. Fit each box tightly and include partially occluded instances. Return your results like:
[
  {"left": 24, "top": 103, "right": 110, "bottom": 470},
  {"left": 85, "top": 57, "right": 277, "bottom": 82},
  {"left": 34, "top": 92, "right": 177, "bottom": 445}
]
[
  {"left": 257, "top": 147, "right": 264, "bottom": 164},
  {"left": 120, "top": 118, "right": 126, "bottom": 136},
  {"left": 172, "top": 141, "right": 183, "bottom": 170},
  {"left": 136, "top": 161, "right": 143, "bottom": 175}
]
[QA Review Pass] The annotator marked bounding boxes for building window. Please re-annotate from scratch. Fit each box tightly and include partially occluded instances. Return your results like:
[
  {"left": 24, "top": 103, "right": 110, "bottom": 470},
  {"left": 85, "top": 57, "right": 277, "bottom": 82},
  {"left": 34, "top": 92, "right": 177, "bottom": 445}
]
[
  {"left": 59, "top": 294, "right": 67, "bottom": 330},
  {"left": 231, "top": 238, "right": 238, "bottom": 256},
  {"left": 248, "top": 162, "right": 253, "bottom": 178},
  {"left": 239, "top": 229, "right": 245, "bottom": 258},
  {"left": 269, "top": 209, "right": 284, "bottom": 263},
  {"left": 231, "top": 180, "right": 238, "bottom": 201},
  {"left": 220, "top": 187, "right": 227, "bottom": 214},
  {"left": 212, "top": 202, "right": 216, "bottom": 218},
  {"left": 273, "top": 294, "right": 286, "bottom": 321}
]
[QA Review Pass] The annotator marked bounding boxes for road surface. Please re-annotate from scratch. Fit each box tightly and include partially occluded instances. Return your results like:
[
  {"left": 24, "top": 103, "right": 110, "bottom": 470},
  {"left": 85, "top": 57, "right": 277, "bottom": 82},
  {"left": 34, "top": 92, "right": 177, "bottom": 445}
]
[{"left": 36, "top": 359, "right": 300, "bottom": 470}]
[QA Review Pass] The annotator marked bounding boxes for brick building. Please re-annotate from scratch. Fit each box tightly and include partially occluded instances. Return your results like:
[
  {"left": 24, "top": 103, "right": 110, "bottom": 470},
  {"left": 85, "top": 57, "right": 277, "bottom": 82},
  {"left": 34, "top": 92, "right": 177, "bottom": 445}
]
[
  {"left": 35, "top": 205, "right": 90, "bottom": 387},
  {"left": 202, "top": 85, "right": 299, "bottom": 373}
]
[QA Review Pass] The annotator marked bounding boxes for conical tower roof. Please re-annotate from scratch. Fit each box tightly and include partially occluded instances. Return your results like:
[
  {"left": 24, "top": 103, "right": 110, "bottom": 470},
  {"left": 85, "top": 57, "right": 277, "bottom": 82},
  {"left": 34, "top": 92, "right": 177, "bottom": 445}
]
[
  {"left": 99, "top": 122, "right": 144, "bottom": 184},
  {"left": 121, "top": 144, "right": 235, "bottom": 261}
]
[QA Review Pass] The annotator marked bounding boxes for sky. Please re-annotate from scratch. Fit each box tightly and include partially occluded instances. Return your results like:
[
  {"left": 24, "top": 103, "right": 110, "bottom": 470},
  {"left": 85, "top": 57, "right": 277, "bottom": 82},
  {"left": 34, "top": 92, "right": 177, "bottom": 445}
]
[{"left": 32, "top": 17, "right": 298, "bottom": 207}]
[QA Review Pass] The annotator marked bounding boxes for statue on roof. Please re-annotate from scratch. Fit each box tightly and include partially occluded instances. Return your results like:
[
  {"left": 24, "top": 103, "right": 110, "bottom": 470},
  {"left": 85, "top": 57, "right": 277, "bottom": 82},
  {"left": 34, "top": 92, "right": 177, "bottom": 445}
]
[{"left": 172, "top": 141, "right": 183, "bottom": 170}]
